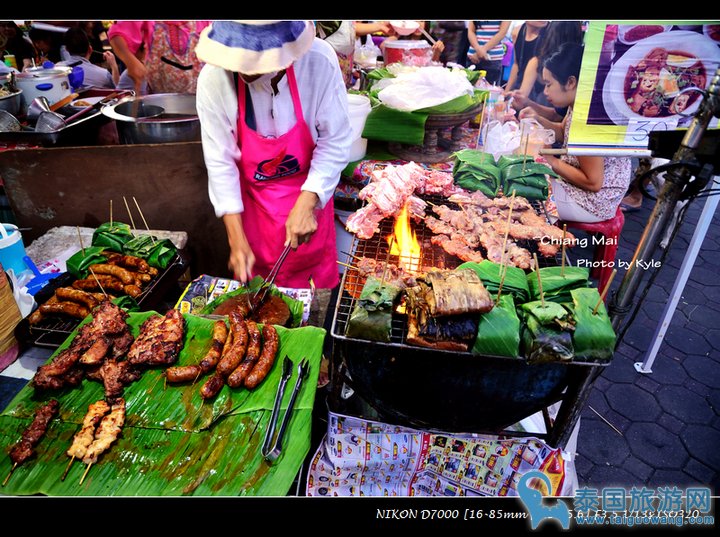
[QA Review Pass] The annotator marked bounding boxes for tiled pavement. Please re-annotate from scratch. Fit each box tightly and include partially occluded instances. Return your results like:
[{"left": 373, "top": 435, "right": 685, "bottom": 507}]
[{"left": 568, "top": 190, "right": 720, "bottom": 494}]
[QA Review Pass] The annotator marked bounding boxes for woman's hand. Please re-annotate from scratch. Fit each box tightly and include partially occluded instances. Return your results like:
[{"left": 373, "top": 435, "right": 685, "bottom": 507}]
[
  {"left": 223, "top": 213, "right": 255, "bottom": 282},
  {"left": 511, "top": 91, "right": 531, "bottom": 110},
  {"left": 285, "top": 191, "right": 320, "bottom": 249}
]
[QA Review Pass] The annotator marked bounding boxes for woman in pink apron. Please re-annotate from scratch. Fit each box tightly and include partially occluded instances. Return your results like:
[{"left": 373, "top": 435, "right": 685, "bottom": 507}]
[{"left": 195, "top": 21, "right": 353, "bottom": 289}]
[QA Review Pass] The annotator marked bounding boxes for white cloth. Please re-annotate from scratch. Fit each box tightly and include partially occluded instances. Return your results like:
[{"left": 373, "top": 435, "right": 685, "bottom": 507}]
[
  {"left": 196, "top": 38, "right": 353, "bottom": 217},
  {"left": 550, "top": 178, "right": 605, "bottom": 223},
  {"left": 57, "top": 55, "right": 114, "bottom": 89}
]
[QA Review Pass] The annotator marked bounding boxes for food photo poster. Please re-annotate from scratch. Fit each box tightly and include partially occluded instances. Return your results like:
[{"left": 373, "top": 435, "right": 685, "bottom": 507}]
[{"left": 569, "top": 21, "right": 720, "bottom": 155}]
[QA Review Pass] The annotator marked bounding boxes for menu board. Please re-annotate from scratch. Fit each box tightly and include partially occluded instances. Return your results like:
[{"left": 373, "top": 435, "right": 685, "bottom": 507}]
[
  {"left": 306, "top": 411, "right": 573, "bottom": 497},
  {"left": 569, "top": 21, "right": 720, "bottom": 156}
]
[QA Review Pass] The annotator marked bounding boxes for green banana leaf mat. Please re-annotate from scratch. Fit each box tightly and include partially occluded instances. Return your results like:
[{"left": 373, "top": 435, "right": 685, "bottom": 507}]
[{"left": 0, "top": 311, "right": 325, "bottom": 496}]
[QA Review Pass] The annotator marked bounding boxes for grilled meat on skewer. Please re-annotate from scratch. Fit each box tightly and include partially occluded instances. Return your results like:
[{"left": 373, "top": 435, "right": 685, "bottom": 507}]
[
  {"left": 8, "top": 400, "right": 59, "bottom": 466},
  {"left": 82, "top": 399, "right": 125, "bottom": 465},
  {"left": 127, "top": 309, "right": 185, "bottom": 366},
  {"left": 66, "top": 400, "right": 111, "bottom": 460}
]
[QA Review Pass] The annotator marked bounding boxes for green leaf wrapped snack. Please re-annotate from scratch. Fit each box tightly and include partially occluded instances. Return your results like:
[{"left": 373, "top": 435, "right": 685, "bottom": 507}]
[
  {"left": 569, "top": 288, "right": 616, "bottom": 363},
  {"left": 527, "top": 266, "right": 589, "bottom": 304},
  {"left": 123, "top": 235, "right": 177, "bottom": 270},
  {"left": 453, "top": 150, "right": 501, "bottom": 197},
  {"left": 346, "top": 276, "right": 401, "bottom": 343},
  {"left": 473, "top": 294, "right": 520, "bottom": 357},
  {"left": 91, "top": 222, "right": 134, "bottom": 252},
  {"left": 459, "top": 260, "right": 530, "bottom": 303},
  {"left": 500, "top": 161, "right": 557, "bottom": 201},
  {"left": 520, "top": 300, "right": 575, "bottom": 363},
  {"left": 66, "top": 246, "right": 108, "bottom": 279}
]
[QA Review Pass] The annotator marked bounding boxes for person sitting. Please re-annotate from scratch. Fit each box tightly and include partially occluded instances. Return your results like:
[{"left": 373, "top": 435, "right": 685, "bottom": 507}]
[
  {"left": 540, "top": 43, "right": 632, "bottom": 223},
  {"left": 57, "top": 27, "right": 118, "bottom": 89},
  {"left": 28, "top": 26, "right": 64, "bottom": 64},
  {"left": 0, "top": 21, "right": 35, "bottom": 71}
]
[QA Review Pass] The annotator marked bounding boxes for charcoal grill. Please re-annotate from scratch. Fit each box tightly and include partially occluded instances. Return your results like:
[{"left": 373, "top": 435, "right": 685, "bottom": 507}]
[
  {"left": 330, "top": 198, "right": 609, "bottom": 445},
  {"left": 15, "top": 251, "right": 189, "bottom": 348}
]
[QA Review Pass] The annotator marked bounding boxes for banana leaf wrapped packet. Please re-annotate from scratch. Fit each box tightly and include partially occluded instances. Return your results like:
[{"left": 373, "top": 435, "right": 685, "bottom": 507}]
[
  {"left": 453, "top": 149, "right": 501, "bottom": 197},
  {"left": 527, "top": 266, "right": 589, "bottom": 304},
  {"left": 473, "top": 294, "right": 521, "bottom": 357},
  {"left": 520, "top": 300, "right": 575, "bottom": 364},
  {"left": 459, "top": 260, "right": 530, "bottom": 303},
  {"left": 346, "top": 276, "right": 402, "bottom": 343},
  {"left": 569, "top": 288, "right": 616, "bottom": 363}
]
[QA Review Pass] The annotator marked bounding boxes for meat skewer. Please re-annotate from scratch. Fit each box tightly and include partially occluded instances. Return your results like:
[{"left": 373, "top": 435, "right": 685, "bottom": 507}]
[
  {"left": 4, "top": 399, "right": 59, "bottom": 486},
  {"left": 79, "top": 398, "right": 126, "bottom": 485},
  {"left": 62, "top": 400, "right": 111, "bottom": 481}
]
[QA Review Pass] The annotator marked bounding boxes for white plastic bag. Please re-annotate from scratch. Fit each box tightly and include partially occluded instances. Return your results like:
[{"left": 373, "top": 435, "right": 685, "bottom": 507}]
[
  {"left": 483, "top": 120, "right": 521, "bottom": 160},
  {"left": 377, "top": 66, "right": 474, "bottom": 112},
  {"left": 355, "top": 34, "right": 381, "bottom": 69}
]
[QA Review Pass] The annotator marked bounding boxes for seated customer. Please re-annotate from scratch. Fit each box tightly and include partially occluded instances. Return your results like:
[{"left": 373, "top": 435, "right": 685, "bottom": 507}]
[
  {"left": 57, "top": 27, "right": 118, "bottom": 88},
  {"left": 541, "top": 43, "right": 632, "bottom": 223}
]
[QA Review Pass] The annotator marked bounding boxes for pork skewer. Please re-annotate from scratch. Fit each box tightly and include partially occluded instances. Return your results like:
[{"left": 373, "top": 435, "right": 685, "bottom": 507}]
[
  {"left": 79, "top": 398, "right": 126, "bottom": 485},
  {"left": 62, "top": 400, "right": 111, "bottom": 481},
  {"left": 4, "top": 399, "right": 59, "bottom": 486}
]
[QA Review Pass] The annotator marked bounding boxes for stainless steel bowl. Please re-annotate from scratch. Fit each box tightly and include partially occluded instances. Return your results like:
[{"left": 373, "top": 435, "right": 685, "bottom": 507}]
[
  {"left": 102, "top": 93, "right": 200, "bottom": 144},
  {"left": 0, "top": 89, "right": 23, "bottom": 116}
]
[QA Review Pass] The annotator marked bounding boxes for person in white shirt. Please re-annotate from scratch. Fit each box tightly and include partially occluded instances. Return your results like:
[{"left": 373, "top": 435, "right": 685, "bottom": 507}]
[
  {"left": 195, "top": 21, "right": 352, "bottom": 289},
  {"left": 57, "top": 27, "right": 118, "bottom": 89}
]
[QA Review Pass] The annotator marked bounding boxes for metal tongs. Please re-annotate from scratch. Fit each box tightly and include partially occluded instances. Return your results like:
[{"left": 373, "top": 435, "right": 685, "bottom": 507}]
[
  {"left": 262, "top": 357, "right": 310, "bottom": 462},
  {"left": 253, "top": 243, "right": 293, "bottom": 308}
]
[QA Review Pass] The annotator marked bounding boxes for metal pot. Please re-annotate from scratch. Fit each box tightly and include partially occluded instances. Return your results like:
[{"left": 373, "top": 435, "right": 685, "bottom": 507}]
[
  {"left": 102, "top": 93, "right": 200, "bottom": 144},
  {"left": 0, "top": 89, "right": 23, "bottom": 116},
  {"left": 15, "top": 68, "right": 72, "bottom": 112}
]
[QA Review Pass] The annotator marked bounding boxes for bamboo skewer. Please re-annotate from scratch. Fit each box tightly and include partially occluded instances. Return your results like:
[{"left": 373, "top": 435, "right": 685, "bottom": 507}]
[
  {"left": 79, "top": 462, "right": 92, "bottom": 485},
  {"left": 340, "top": 251, "right": 363, "bottom": 263},
  {"left": 89, "top": 268, "right": 108, "bottom": 298},
  {"left": 593, "top": 269, "right": 618, "bottom": 315},
  {"left": 132, "top": 196, "right": 156, "bottom": 245},
  {"left": 475, "top": 93, "right": 489, "bottom": 149},
  {"left": 2, "top": 463, "right": 17, "bottom": 486},
  {"left": 76, "top": 226, "right": 85, "bottom": 257},
  {"left": 61, "top": 456, "right": 75, "bottom": 481},
  {"left": 379, "top": 236, "right": 395, "bottom": 289},
  {"left": 123, "top": 196, "right": 136, "bottom": 230},
  {"left": 589, "top": 405, "right": 623, "bottom": 436},
  {"left": 561, "top": 224, "right": 567, "bottom": 277},
  {"left": 496, "top": 263, "right": 508, "bottom": 302},
  {"left": 522, "top": 131, "right": 531, "bottom": 173},
  {"left": 336, "top": 260, "right": 356, "bottom": 270},
  {"left": 533, "top": 253, "right": 545, "bottom": 307},
  {"left": 499, "top": 192, "right": 516, "bottom": 270},
  {"left": 109, "top": 199, "right": 113, "bottom": 227}
]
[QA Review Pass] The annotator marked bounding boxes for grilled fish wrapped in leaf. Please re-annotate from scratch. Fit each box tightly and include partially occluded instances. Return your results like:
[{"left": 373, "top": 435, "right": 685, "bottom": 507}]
[
  {"left": 346, "top": 276, "right": 401, "bottom": 343},
  {"left": 520, "top": 301, "right": 575, "bottom": 364},
  {"left": 423, "top": 269, "right": 494, "bottom": 316}
]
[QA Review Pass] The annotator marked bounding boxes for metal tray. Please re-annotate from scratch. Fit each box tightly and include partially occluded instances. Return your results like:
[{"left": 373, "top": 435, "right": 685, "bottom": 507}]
[{"left": 15, "top": 250, "right": 189, "bottom": 348}]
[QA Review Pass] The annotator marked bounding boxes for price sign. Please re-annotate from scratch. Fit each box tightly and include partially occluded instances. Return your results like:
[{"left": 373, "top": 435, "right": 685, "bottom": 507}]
[{"left": 624, "top": 117, "right": 679, "bottom": 146}]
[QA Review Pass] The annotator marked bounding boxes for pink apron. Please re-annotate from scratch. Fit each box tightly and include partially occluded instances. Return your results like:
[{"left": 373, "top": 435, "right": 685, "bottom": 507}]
[{"left": 236, "top": 65, "right": 338, "bottom": 289}]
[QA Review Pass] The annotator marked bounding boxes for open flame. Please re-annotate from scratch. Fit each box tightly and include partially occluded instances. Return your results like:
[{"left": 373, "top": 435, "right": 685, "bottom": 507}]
[{"left": 387, "top": 203, "right": 421, "bottom": 273}]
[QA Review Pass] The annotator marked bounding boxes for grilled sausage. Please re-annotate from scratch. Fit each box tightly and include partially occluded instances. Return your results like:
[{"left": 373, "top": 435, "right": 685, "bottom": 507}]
[
  {"left": 28, "top": 295, "right": 58, "bottom": 325},
  {"left": 123, "top": 284, "right": 142, "bottom": 298},
  {"left": 134, "top": 273, "right": 152, "bottom": 284},
  {"left": 105, "top": 253, "right": 151, "bottom": 274},
  {"left": 88, "top": 264, "right": 136, "bottom": 285},
  {"left": 245, "top": 325, "right": 279, "bottom": 389},
  {"left": 200, "top": 373, "right": 226, "bottom": 399},
  {"left": 227, "top": 321, "right": 261, "bottom": 388},
  {"left": 39, "top": 301, "right": 90, "bottom": 320},
  {"left": 55, "top": 287, "right": 100, "bottom": 309},
  {"left": 216, "top": 312, "right": 248, "bottom": 377},
  {"left": 73, "top": 275, "right": 125, "bottom": 294},
  {"left": 199, "top": 320, "right": 229, "bottom": 373},
  {"left": 165, "top": 364, "right": 203, "bottom": 384}
]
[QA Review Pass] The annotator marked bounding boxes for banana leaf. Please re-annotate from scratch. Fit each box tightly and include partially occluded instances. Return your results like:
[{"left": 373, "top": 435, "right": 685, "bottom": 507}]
[
  {"left": 522, "top": 315, "right": 574, "bottom": 364},
  {"left": 66, "top": 247, "right": 108, "bottom": 279},
  {"left": 502, "top": 162, "right": 558, "bottom": 180},
  {"left": 346, "top": 276, "right": 401, "bottom": 343},
  {"left": 361, "top": 103, "right": 428, "bottom": 145},
  {"left": 121, "top": 235, "right": 177, "bottom": 270},
  {"left": 473, "top": 294, "right": 520, "bottom": 357},
  {"left": 453, "top": 149, "right": 498, "bottom": 173},
  {"left": 199, "top": 276, "right": 304, "bottom": 328},
  {"left": 91, "top": 221, "right": 134, "bottom": 252},
  {"left": 0, "top": 311, "right": 325, "bottom": 496},
  {"left": 497, "top": 155, "right": 528, "bottom": 170},
  {"left": 503, "top": 176, "right": 549, "bottom": 200},
  {"left": 527, "top": 266, "right": 590, "bottom": 304},
  {"left": 458, "top": 260, "right": 530, "bottom": 303},
  {"left": 569, "top": 288, "right": 616, "bottom": 363},
  {"left": 521, "top": 300, "right": 569, "bottom": 325},
  {"left": 417, "top": 89, "right": 487, "bottom": 115}
]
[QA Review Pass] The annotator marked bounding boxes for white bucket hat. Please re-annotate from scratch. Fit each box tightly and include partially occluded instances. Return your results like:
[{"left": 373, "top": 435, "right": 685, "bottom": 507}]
[{"left": 195, "top": 20, "right": 315, "bottom": 74}]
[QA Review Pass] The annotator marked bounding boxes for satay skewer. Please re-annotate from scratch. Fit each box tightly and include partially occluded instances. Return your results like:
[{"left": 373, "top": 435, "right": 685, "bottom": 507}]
[
  {"left": 340, "top": 251, "right": 363, "bottom": 262},
  {"left": 61, "top": 456, "right": 75, "bottom": 481},
  {"left": 123, "top": 196, "right": 137, "bottom": 230},
  {"left": 533, "top": 253, "right": 545, "bottom": 307},
  {"left": 561, "top": 224, "right": 567, "bottom": 277},
  {"left": 79, "top": 462, "right": 92, "bottom": 485},
  {"left": 336, "top": 260, "right": 356, "bottom": 270},
  {"left": 110, "top": 199, "right": 113, "bottom": 227},
  {"left": 593, "top": 269, "right": 618, "bottom": 315},
  {"left": 132, "top": 196, "right": 156, "bottom": 245},
  {"left": 2, "top": 463, "right": 17, "bottom": 487},
  {"left": 379, "top": 236, "right": 395, "bottom": 289},
  {"left": 88, "top": 268, "right": 109, "bottom": 298},
  {"left": 77, "top": 226, "right": 85, "bottom": 257}
]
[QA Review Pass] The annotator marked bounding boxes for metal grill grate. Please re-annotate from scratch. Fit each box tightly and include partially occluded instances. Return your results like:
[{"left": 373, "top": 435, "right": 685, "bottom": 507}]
[
  {"left": 21, "top": 253, "right": 188, "bottom": 348},
  {"left": 333, "top": 196, "right": 565, "bottom": 350}
]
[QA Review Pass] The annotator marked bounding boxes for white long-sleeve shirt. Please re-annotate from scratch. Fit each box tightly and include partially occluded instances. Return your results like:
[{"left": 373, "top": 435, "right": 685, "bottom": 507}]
[{"left": 196, "top": 38, "right": 352, "bottom": 217}]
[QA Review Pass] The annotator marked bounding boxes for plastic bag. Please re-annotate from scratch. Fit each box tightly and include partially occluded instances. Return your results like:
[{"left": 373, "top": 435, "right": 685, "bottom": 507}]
[
  {"left": 377, "top": 66, "right": 474, "bottom": 112},
  {"left": 483, "top": 120, "right": 521, "bottom": 160},
  {"left": 355, "top": 34, "right": 381, "bottom": 69}
]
